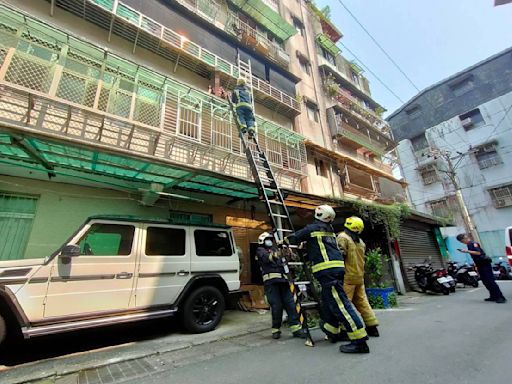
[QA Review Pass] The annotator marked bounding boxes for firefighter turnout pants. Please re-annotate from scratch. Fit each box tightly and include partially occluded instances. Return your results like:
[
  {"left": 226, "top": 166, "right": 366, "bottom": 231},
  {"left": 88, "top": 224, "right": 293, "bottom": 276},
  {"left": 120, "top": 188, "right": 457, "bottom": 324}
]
[
  {"left": 235, "top": 105, "right": 255, "bottom": 132},
  {"left": 264, "top": 282, "right": 302, "bottom": 334},
  {"left": 344, "top": 283, "right": 379, "bottom": 327},
  {"left": 318, "top": 271, "right": 367, "bottom": 341}
]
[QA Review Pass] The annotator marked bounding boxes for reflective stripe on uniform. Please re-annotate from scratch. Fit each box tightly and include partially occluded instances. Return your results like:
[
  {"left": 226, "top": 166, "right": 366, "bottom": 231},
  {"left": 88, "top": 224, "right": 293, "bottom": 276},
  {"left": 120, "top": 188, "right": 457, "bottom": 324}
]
[
  {"left": 310, "top": 231, "right": 336, "bottom": 262},
  {"left": 323, "top": 322, "right": 340, "bottom": 335},
  {"left": 289, "top": 324, "right": 302, "bottom": 332},
  {"left": 263, "top": 272, "right": 285, "bottom": 281},
  {"left": 347, "top": 327, "right": 367, "bottom": 340},
  {"left": 272, "top": 328, "right": 281, "bottom": 333},
  {"left": 236, "top": 102, "right": 253, "bottom": 109},
  {"left": 311, "top": 260, "right": 345, "bottom": 273},
  {"left": 331, "top": 286, "right": 357, "bottom": 332}
]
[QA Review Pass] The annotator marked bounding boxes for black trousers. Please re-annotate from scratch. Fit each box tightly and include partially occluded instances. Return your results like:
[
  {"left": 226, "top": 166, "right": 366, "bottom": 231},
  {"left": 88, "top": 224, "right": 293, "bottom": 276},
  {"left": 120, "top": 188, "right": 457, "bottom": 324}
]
[
  {"left": 317, "top": 271, "right": 367, "bottom": 341},
  {"left": 478, "top": 263, "right": 505, "bottom": 299},
  {"left": 264, "top": 282, "right": 301, "bottom": 333}
]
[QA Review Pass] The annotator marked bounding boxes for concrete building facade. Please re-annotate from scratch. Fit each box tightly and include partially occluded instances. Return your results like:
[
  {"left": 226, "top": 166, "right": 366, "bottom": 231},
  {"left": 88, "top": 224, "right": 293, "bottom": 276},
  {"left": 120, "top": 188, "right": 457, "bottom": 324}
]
[
  {"left": 0, "top": 0, "right": 404, "bottom": 284},
  {"left": 388, "top": 47, "right": 512, "bottom": 262}
]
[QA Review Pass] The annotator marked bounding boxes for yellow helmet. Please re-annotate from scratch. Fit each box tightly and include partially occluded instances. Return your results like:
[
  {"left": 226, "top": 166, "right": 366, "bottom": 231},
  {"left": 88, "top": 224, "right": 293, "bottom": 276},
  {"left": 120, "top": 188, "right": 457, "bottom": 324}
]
[
  {"left": 237, "top": 77, "right": 246, "bottom": 86},
  {"left": 345, "top": 216, "right": 364, "bottom": 234}
]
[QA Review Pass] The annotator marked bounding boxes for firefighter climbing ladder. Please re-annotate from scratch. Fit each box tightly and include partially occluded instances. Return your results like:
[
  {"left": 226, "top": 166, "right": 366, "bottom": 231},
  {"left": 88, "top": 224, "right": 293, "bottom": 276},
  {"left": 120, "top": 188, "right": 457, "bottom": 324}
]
[{"left": 231, "top": 56, "right": 320, "bottom": 347}]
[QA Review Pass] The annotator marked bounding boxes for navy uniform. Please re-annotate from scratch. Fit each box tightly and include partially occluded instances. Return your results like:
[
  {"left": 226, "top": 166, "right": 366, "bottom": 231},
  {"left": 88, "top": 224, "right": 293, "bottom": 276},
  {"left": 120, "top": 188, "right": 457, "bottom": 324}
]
[
  {"left": 465, "top": 239, "right": 506, "bottom": 302},
  {"left": 231, "top": 78, "right": 256, "bottom": 139},
  {"left": 255, "top": 232, "right": 304, "bottom": 339},
  {"left": 284, "top": 205, "right": 369, "bottom": 354}
]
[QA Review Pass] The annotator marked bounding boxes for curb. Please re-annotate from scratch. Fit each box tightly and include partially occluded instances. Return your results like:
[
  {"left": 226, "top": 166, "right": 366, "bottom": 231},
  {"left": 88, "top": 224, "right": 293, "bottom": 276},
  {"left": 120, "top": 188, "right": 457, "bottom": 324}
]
[{"left": 0, "top": 314, "right": 270, "bottom": 384}]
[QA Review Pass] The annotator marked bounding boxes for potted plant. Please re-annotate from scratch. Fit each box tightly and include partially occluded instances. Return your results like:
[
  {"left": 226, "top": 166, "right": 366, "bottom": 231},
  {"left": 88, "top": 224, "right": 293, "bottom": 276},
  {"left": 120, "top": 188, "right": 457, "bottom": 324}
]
[{"left": 365, "top": 247, "right": 397, "bottom": 309}]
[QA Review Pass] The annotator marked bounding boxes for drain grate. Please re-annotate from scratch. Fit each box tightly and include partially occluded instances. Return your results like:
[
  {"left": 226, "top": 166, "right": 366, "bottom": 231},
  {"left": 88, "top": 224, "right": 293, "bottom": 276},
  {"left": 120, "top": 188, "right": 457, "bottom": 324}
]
[{"left": 78, "top": 359, "right": 157, "bottom": 384}]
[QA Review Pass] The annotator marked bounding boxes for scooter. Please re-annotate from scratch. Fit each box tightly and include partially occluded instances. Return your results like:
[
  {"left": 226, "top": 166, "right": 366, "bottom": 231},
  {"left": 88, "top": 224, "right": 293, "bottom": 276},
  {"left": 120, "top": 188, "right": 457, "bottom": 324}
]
[
  {"left": 493, "top": 260, "right": 512, "bottom": 280},
  {"left": 447, "top": 261, "right": 479, "bottom": 288},
  {"left": 410, "top": 262, "right": 451, "bottom": 295}
]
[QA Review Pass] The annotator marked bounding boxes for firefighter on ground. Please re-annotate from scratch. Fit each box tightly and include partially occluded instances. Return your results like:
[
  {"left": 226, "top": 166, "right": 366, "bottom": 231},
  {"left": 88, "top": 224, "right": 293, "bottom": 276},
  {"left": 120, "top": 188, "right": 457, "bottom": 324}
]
[
  {"left": 280, "top": 205, "right": 370, "bottom": 354},
  {"left": 231, "top": 77, "right": 256, "bottom": 139},
  {"left": 337, "top": 216, "right": 380, "bottom": 337},
  {"left": 255, "top": 232, "right": 306, "bottom": 339}
]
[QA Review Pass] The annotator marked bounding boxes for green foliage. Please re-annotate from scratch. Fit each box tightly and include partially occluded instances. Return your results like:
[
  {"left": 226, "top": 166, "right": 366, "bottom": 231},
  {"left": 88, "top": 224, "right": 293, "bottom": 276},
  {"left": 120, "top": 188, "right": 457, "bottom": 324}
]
[
  {"left": 375, "top": 106, "right": 385, "bottom": 117},
  {"left": 368, "top": 294, "right": 384, "bottom": 309},
  {"left": 320, "top": 5, "right": 331, "bottom": 20},
  {"left": 365, "top": 247, "right": 387, "bottom": 288},
  {"left": 388, "top": 293, "right": 398, "bottom": 308}
]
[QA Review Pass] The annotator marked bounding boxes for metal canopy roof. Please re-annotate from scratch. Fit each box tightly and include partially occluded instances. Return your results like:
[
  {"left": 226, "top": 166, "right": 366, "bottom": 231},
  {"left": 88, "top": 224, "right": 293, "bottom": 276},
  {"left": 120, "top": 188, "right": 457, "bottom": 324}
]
[{"left": 0, "top": 132, "right": 259, "bottom": 199}]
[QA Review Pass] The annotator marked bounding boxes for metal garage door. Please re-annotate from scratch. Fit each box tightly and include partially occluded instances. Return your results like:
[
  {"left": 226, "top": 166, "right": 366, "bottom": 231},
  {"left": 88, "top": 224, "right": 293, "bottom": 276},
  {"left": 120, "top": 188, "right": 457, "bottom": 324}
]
[{"left": 399, "top": 222, "right": 444, "bottom": 290}]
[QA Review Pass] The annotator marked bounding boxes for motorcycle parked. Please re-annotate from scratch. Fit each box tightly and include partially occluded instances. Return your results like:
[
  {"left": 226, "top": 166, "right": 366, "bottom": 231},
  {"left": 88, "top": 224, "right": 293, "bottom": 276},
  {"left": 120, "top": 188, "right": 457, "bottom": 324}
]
[
  {"left": 493, "top": 260, "right": 512, "bottom": 280},
  {"left": 410, "top": 262, "right": 451, "bottom": 295},
  {"left": 447, "top": 261, "right": 479, "bottom": 288}
]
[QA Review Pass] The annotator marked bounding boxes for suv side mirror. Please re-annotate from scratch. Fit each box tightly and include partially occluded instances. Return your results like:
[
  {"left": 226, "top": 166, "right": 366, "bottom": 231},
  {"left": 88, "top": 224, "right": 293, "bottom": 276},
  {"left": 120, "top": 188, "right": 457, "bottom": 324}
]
[{"left": 60, "top": 244, "right": 80, "bottom": 258}]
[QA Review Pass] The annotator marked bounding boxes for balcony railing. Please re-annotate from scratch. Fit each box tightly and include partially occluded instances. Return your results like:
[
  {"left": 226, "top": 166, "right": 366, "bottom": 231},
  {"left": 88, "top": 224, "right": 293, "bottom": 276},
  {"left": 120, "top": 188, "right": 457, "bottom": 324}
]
[
  {"left": 174, "top": 0, "right": 290, "bottom": 68},
  {"left": 327, "top": 83, "right": 389, "bottom": 132},
  {"left": 317, "top": 54, "right": 370, "bottom": 96},
  {"left": 51, "top": 0, "right": 300, "bottom": 115},
  {"left": 0, "top": 4, "right": 306, "bottom": 190},
  {"left": 335, "top": 146, "right": 392, "bottom": 174},
  {"left": 335, "top": 119, "right": 388, "bottom": 155}
]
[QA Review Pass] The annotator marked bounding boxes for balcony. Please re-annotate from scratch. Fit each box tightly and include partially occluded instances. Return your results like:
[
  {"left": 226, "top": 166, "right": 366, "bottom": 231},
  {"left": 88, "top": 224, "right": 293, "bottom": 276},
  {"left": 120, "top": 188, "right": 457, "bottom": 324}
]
[
  {"left": 335, "top": 146, "right": 393, "bottom": 174},
  {"left": 174, "top": 0, "right": 291, "bottom": 68},
  {"left": 326, "top": 80, "right": 390, "bottom": 133},
  {"left": 340, "top": 164, "right": 380, "bottom": 200},
  {"left": 49, "top": 0, "right": 301, "bottom": 116},
  {"left": 0, "top": 4, "right": 306, "bottom": 191}
]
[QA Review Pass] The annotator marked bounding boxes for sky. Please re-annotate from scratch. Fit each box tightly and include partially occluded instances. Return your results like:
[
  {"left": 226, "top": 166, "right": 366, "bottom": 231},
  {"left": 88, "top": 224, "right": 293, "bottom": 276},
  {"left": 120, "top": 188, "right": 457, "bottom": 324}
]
[{"left": 318, "top": 0, "right": 512, "bottom": 117}]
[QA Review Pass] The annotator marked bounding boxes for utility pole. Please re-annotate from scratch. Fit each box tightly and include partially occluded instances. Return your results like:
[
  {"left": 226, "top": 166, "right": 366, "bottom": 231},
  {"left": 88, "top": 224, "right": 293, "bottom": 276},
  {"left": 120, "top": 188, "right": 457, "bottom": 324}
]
[{"left": 427, "top": 148, "right": 481, "bottom": 243}]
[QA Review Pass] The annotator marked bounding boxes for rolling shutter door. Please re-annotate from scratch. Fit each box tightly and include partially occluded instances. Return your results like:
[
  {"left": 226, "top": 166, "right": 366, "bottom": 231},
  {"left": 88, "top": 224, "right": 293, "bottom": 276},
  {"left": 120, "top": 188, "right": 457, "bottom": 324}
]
[{"left": 399, "top": 224, "right": 444, "bottom": 290}]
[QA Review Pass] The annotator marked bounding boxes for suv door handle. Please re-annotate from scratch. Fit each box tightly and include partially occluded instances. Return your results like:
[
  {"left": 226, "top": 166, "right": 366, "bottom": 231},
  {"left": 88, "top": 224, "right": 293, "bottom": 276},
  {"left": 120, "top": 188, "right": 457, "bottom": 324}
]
[
  {"left": 177, "top": 270, "right": 189, "bottom": 276},
  {"left": 116, "top": 272, "right": 133, "bottom": 279}
]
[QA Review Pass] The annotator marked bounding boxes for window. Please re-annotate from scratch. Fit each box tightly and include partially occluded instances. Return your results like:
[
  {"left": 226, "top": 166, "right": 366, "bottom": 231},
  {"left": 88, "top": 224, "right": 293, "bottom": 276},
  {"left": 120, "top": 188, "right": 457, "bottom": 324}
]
[
  {"left": 78, "top": 224, "right": 134, "bottom": 256},
  {"left": 321, "top": 48, "right": 336, "bottom": 66},
  {"left": 306, "top": 101, "right": 319, "bottom": 122},
  {"left": 351, "top": 71, "right": 360, "bottom": 85},
  {"left": 411, "top": 134, "right": 429, "bottom": 152},
  {"left": 459, "top": 108, "right": 485, "bottom": 130},
  {"left": 314, "top": 158, "right": 328, "bottom": 177},
  {"left": 419, "top": 165, "right": 439, "bottom": 185},
  {"left": 405, "top": 105, "right": 421, "bottom": 119},
  {"left": 146, "top": 227, "right": 186, "bottom": 256},
  {"left": 178, "top": 94, "right": 202, "bottom": 140},
  {"left": 194, "top": 230, "right": 233, "bottom": 256},
  {"left": 449, "top": 76, "right": 474, "bottom": 97},
  {"left": 429, "top": 199, "right": 451, "bottom": 218},
  {"left": 298, "top": 55, "right": 311, "bottom": 75},
  {"left": 489, "top": 184, "right": 512, "bottom": 208},
  {"left": 293, "top": 17, "right": 304, "bottom": 37},
  {"left": 474, "top": 143, "right": 501, "bottom": 169},
  {"left": 0, "top": 193, "right": 38, "bottom": 261}
]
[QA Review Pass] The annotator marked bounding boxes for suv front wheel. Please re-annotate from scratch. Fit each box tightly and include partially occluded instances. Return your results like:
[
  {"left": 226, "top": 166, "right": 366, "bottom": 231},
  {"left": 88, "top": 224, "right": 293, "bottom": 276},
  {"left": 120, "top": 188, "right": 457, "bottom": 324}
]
[
  {"left": 181, "top": 286, "right": 225, "bottom": 333},
  {"left": 0, "top": 314, "right": 7, "bottom": 346}
]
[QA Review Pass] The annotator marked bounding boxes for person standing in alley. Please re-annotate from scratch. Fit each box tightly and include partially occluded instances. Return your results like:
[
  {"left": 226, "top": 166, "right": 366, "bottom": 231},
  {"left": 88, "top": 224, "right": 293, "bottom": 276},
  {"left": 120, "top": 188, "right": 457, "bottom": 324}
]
[
  {"left": 255, "top": 232, "right": 305, "bottom": 340},
  {"left": 282, "top": 205, "right": 370, "bottom": 354},
  {"left": 337, "top": 216, "right": 380, "bottom": 337},
  {"left": 231, "top": 77, "right": 256, "bottom": 139},
  {"left": 456, "top": 233, "right": 506, "bottom": 303}
]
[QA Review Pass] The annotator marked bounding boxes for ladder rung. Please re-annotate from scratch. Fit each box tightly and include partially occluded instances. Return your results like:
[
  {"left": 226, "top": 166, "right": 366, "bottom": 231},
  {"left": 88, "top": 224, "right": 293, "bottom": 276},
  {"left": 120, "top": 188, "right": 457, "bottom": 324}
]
[
  {"left": 287, "top": 262, "right": 303, "bottom": 266},
  {"left": 268, "top": 200, "right": 283, "bottom": 205},
  {"left": 276, "top": 228, "right": 293, "bottom": 232},
  {"left": 294, "top": 281, "right": 311, "bottom": 285},
  {"left": 301, "top": 301, "right": 319, "bottom": 310},
  {"left": 271, "top": 213, "right": 288, "bottom": 218}
]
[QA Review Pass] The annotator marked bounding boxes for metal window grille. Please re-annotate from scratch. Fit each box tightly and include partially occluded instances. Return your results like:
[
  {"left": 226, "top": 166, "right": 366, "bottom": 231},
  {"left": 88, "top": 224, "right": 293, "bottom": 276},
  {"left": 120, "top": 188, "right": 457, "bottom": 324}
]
[
  {"left": 177, "top": 93, "right": 202, "bottom": 141},
  {"left": 265, "top": 137, "right": 283, "bottom": 165},
  {"left": 475, "top": 144, "right": 501, "bottom": 169},
  {"left": 211, "top": 106, "right": 232, "bottom": 151},
  {"left": 420, "top": 165, "right": 438, "bottom": 185},
  {"left": 489, "top": 185, "right": 512, "bottom": 208}
]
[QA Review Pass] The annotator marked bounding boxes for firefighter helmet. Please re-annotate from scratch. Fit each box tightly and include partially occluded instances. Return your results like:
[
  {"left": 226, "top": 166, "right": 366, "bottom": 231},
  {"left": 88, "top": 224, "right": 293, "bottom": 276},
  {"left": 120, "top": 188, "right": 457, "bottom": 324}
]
[
  {"left": 315, "top": 205, "right": 336, "bottom": 223},
  {"left": 344, "top": 216, "right": 364, "bottom": 234},
  {"left": 258, "top": 232, "right": 273, "bottom": 244}
]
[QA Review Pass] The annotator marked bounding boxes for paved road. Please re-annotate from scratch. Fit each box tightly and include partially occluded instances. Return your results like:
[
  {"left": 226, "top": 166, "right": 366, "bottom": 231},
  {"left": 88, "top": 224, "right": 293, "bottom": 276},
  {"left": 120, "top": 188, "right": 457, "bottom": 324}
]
[{"left": 122, "top": 282, "right": 512, "bottom": 384}]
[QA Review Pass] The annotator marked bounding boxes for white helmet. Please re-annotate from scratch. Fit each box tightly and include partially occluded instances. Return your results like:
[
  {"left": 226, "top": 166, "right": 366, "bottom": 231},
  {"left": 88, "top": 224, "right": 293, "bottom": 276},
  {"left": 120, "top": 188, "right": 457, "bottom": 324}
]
[
  {"left": 315, "top": 205, "right": 336, "bottom": 223},
  {"left": 258, "top": 232, "right": 273, "bottom": 244}
]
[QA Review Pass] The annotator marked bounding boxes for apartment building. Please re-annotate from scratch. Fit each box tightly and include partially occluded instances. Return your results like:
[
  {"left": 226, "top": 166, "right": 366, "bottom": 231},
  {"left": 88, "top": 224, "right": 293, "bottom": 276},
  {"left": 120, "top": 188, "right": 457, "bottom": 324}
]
[
  {"left": 0, "top": 0, "right": 404, "bottom": 283},
  {"left": 388, "top": 47, "right": 512, "bottom": 262}
]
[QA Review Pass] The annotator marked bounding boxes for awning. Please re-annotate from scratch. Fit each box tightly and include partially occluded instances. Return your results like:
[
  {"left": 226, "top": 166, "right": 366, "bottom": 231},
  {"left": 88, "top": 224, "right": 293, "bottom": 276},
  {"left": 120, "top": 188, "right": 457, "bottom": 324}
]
[
  {"left": 0, "top": 133, "right": 260, "bottom": 199},
  {"left": 316, "top": 33, "right": 341, "bottom": 57},
  {"left": 228, "top": 0, "right": 296, "bottom": 41}
]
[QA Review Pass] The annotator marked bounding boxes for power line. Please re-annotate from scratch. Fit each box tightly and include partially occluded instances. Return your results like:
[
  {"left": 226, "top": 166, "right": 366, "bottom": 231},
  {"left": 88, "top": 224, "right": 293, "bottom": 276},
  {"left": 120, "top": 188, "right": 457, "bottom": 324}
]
[
  {"left": 334, "top": 0, "right": 421, "bottom": 93},
  {"left": 337, "top": 41, "right": 405, "bottom": 103}
]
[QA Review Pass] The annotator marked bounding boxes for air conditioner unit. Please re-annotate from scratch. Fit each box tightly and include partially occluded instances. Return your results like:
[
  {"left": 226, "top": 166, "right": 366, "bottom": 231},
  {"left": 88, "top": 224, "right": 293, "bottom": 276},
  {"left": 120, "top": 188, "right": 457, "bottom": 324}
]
[{"left": 461, "top": 117, "right": 473, "bottom": 128}]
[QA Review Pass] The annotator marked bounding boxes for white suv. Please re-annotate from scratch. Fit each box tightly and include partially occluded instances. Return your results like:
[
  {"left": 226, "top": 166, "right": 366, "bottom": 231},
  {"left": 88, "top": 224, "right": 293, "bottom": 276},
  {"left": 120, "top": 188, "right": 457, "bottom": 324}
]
[{"left": 0, "top": 216, "right": 240, "bottom": 346}]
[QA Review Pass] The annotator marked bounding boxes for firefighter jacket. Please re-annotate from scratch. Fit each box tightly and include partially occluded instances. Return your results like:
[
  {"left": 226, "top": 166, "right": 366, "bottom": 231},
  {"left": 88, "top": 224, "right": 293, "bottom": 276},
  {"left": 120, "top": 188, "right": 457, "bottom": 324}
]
[
  {"left": 285, "top": 220, "right": 345, "bottom": 277},
  {"left": 255, "top": 246, "right": 288, "bottom": 285},
  {"left": 231, "top": 85, "right": 253, "bottom": 109},
  {"left": 337, "top": 230, "right": 366, "bottom": 285}
]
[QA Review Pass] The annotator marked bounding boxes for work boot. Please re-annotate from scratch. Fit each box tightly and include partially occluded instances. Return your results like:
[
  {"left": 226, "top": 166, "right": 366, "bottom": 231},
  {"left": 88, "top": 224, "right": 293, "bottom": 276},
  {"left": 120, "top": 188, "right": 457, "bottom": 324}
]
[
  {"left": 326, "top": 331, "right": 350, "bottom": 343},
  {"left": 248, "top": 129, "right": 255, "bottom": 140},
  {"left": 495, "top": 297, "right": 507, "bottom": 304},
  {"left": 272, "top": 331, "right": 281, "bottom": 339},
  {"left": 484, "top": 297, "right": 497, "bottom": 302},
  {"left": 366, "top": 326, "right": 380, "bottom": 337},
  {"left": 292, "top": 330, "right": 307, "bottom": 339},
  {"left": 339, "top": 340, "right": 370, "bottom": 354}
]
